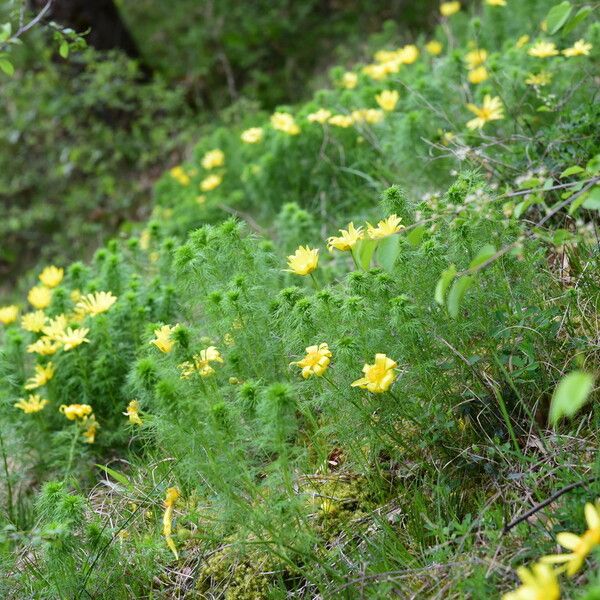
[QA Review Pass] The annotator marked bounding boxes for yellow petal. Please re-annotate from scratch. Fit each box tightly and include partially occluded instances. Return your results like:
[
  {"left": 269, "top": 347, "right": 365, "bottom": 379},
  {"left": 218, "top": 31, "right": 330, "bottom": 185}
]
[
  {"left": 556, "top": 532, "right": 581, "bottom": 550},
  {"left": 585, "top": 503, "right": 600, "bottom": 530}
]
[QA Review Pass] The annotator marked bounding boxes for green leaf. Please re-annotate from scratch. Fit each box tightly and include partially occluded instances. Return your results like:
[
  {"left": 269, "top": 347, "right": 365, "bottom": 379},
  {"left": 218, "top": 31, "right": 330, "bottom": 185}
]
[
  {"left": 469, "top": 244, "right": 496, "bottom": 270},
  {"left": 562, "top": 6, "right": 592, "bottom": 35},
  {"left": 546, "top": 1, "right": 573, "bottom": 34},
  {"left": 0, "top": 58, "right": 14, "bottom": 76},
  {"left": 559, "top": 165, "right": 584, "bottom": 178},
  {"left": 59, "top": 41, "right": 69, "bottom": 58},
  {"left": 447, "top": 275, "right": 474, "bottom": 318},
  {"left": 406, "top": 225, "right": 426, "bottom": 248},
  {"left": 376, "top": 234, "right": 401, "bottom": 273},
  {"left": 352, "top": 238, "right": 377, "bottom": 271},
  {"left": 549, "top": 371, "right": 595, "bottom": 425},
  {"left": 435, "top": 264, "right": 457, "bottom": 305},
  {"left": 0, "top": 22, "right": 11, "bottom": 42},
  {"left": 96, "top": 464, "right": 134, "bottom": 490},
  {"left": 582, "top": 186, "right": 600, "bottom": 211}
]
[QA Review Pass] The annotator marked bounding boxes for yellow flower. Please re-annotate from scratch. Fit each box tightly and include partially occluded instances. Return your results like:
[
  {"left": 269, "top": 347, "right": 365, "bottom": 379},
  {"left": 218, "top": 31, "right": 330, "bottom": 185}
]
[
  {"left": 39, "top": 266, "right": 64, "bottom": 288},
  {"left": 425, "top": 40, "right": 443, "bottom": 56},
  {"left": 201, "top": 149, "right": 225, "bottom": 170},
  {"left": 440, "top": 1, "right": 461, "bottom": 17},
  {"left": 502, "top": 563, "right": 560, "bottom": 600},
  {"left": 191, "top": 346, "right": 224, "bottom": 378},
  {"left": 25, "top": 362, "right": 55, "bottom": 390},
  {"left": 351, "top": 354, "right": 398, "bottom": 393},
  {"left": 341, "top": 71, "right": 358, "bottom": 89},
  {"left": 240, "top": 127, "right": 264, "bottom": 144},
  {"left": 151, "top": 324, "right": 178, "bottom": 353},
  {"left": 76, "top": 291, "right": 117, "bottom": 317},
  {"left": 200, "top": 174, "right": 223, "bottom": 192},
  {"left": 486, "top": 0, "right": 506, "bottom": 5},
  {"left": 525, "top": 71, "right": 552, "bottom": 86},
  {"left": 362, "top": 63, "right": 389, "bottom": 81},
  {"left": 397, "top": 44, "right": 419, "bottom": 65},
  {"left": 286, "top": 246, "right": 319, "bottom": 276},
  {"left": 42, "top": 314, "right": 68, "bottom": 340},
  {"left": 541, "top": 501, "right": 600, "bottom": 576},
  {"left": 328, "top": 114, "right": 354, "bottom": 128},
  {"left": 362, "top": 109, "right": 385, "bottom": 124},
  {"left": 290, "top": 343, "right": 332, "bottom": 379},
  {"left": 21, "top": 310, "right": 47, "bottom": 332},
  {"left": 516, "top": 35, "right": 530, "bottom": 49},
  {"left": 59, "top": 403, "right": 93, "bottom": 420},
  {"left": 466, "top": 95, "right": 504, "bottom": 129},
  {"left": 375, "top": 90, "right": 399, "bottom": 112},
  {"left": 468, "top": 66, "right": 488, "bottom": 84},
  {"left": 366, "top": 214, "right": 404, "bottom": 240},
  {"left": 465, "top": 48, "right": 488, "bottom": 70},
  {"left": 28, "top": 286, "right": 52, "bottom": 310},
  {"left": 528, "top": 41, "right": 559, "bottom": 58},
  {"left": 14, "top": 394, "right": 49, "bottom": 414},
  {"left": 163, "top": 486, "right": 180, "bottom": 559},
  {"left": 271, "top": 112, "right": 300, "bottom": 135},
  {"left": 70, "top": 289, "right": 81, "bottom": 302},
  {"left": 57, "top": 327, "right": 90, "bottom": 351},
  {"left": 307, "top": 109, "right": 332, "bottom": 124},
  {"left": 0, "top": 305, "right": 19, "bottom": 325},
  {"left": 562, "top": 39, "right": 592, "bottom": 57},
  {"left": 170, "top": 166, "right": 190, "bottom": 186},
  {"left": 26, "top": 337, "right": 60, "bottom": 356},
  {"left": 124, "top": 400, "right": 143, "bottom": 425},
  {"left": 82, "top": 415, "right": 98, "bottom": 443},
  {"left": 327, "top": 222, "right": 364, "bottom": 252}
]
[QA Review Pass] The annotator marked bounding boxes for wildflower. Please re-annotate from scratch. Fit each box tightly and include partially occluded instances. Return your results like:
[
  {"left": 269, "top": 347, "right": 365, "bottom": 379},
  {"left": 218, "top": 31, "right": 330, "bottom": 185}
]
[
  {"left": 525, "top": 71, "right": 552, "bottom": 86},
  {"left": 307, "top": 108, "right": 332, "bottom": 124},
  {"left": 468, "top": 66, "right": 488, "bottom": 84},
  {"left": 28, "top": 286, "right": 52, "bottom": 310},
  {"left": 200, "top": 174, "right": 223, "bottom": 192},
  {"left": 223, "top": 333, "right": 235, "bottom": 347},
  {"left": 70, "top": 289, "right": 81, "bottom": 302},
  {"left": 290, "top": 343, "right": 332, "bottom": 379},
  {"left": 541, "top": 501, "right": 600, "bottom": 576},
  {"left": 516, "top": 35, "right": 530, "bottom": 49},
  {"left": 425, "top": 40, "right": 443, "bottom": 56},
  {"left": 286, "top": 246, "right": 319, "bottom": 276},
  {"left": 25, "top": 362, "right": 55, "bottom": 390},
  {"left": 163, "top": 487, "right": 180, "bottom": 559},
  {"left": 39, "top": 266, "right": 64, "bottom": 288},
  {"left": 201, "top": 149, "right": 225, "bottom": 170},
  {"left": 14, "top": 394, "right": 49, "bottom": 414},
  {"left": 124, "top": 400, "right": 143, "bottom": 425},
  {"left": 0, "top": 305, "right": 19, "bottom": 325},
  {"left": 466, "top": 95, "right": 504, "bottom": 129},
  {"left": 528, "top": 41, "right": 559, "bottom": 58},
  {"left": 42, "top": 314, "right": 68, "bottom": 340},
  {"left": 194, "top": 346, "right": 224, "bottom": 378},
  {"left": 21, "top": 310, "right": 47, "bottom": 332},
  {"left": 27, "top": 337, "right": 60, "bottom": 356},
  {"left": 465, "top": 48, "right": 488, "bottom": 70},
  {"left": 341, "top": 71, "right": 358, "bottom": 89},
  {"left": 58, "top": 327, "right": 90, "bottom": 351},
  {"left": 170, "top": 166, "right": 190, "bottom": 186},
  {"left": 397, "top": 44, "right": 419, "bottom": 64},
  {"left": 177, "top": 361, "right": 196, "bottom": 379},
  {"left": 240, "top": 127, "right": 264, "bottom": 144},
  {"left": 271, "top": 112, "right": 300, "bottom": 135},
  {"left": 375, "top": 90, "right": 399, "bottom": 112},
  {"left": 76, "top": 291, "right": 117, "bottom": 317},
  {"left": 367, "top": 214, "right": 404, "bottom": 240},
  {"left": 327, "top": 222, "right": 364, "bottom": 252},
  {"left": 502, "top": 563, "right": 560, "bottom": 600},
  {"left": 151, "top": 324, "right": 178, "bottom": 353},
  {"left": 82, "top": 416, "right": 98, "bottom": 443},
  {"left": 59, "top": 403, "right": 93, "bottom": 420},
  {"left": 562, "top": 39, "right": 592, "bottom": 57},
  {"left": 440, "top": 2, "right": 461, "bottom": 17},
  {"left": 362, "top": 63, "right": 389, "bottom": 81},
  {"left": 362, "top": 109, "right": 384, "bottom": 124},
  {"left": 352, "top": 354, "right": 398, "bottom": 393},
  {"left": 486, "top": 0, "right": 506, "bottom": 5},
  {"left": 328, "top": 114, "right": 354, "bottom": 128}
]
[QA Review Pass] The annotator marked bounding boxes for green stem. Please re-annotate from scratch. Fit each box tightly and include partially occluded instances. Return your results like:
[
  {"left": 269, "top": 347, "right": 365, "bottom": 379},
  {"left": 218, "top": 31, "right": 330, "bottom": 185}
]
[
  {"left": 309, "top": 272, "right": 321, "bottom": 290},
  {"left": 0, "top": 429, "right": 14, "bottom": 522},
  {"left": 63, "top": 423, "right": 79, "bottom": 481}
]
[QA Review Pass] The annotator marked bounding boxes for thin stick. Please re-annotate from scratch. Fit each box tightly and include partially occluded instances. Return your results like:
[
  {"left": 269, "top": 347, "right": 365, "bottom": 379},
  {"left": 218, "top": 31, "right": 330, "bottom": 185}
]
[{"left": 503, "top": 476, "right": 597, "bottom": 534}]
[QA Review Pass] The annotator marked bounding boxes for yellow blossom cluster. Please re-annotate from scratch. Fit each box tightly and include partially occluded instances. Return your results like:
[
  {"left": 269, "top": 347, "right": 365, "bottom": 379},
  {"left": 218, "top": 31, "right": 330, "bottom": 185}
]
[
  {"left": 178, "top": 346, "right": 224, "bottom": 379},
  {"left": 465, "top": 48, "right": 489, "bottom": 84}
]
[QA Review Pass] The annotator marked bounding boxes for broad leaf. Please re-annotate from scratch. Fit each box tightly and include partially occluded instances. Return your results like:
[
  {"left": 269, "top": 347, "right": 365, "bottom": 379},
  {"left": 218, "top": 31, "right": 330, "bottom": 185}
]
[
  {"left": 469, "top": 244, "right": 496, "bottom": 270},
  {"left": 435, "top": 264, "right": 456, "bottom": 305},
  {"left": 546, "top": 1, "right": 573, "bottom": 35},
  {"left": 96, "top": 464, "right": 134, "bottom": 490},
  {"left": 352, "top": 238, "right": 378, "bottom": 271},
  {"left": 559, "top": 165, "right": 584, "bottom": 178},
  {"left": 376, "top": 234, "right": 401, "bottom": 273},
  {"left": 549, "top": 371, "right": 595, "bottom": 425},
  {"left": 447, "top": 275, "right": 474, "bottom": 318}
]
